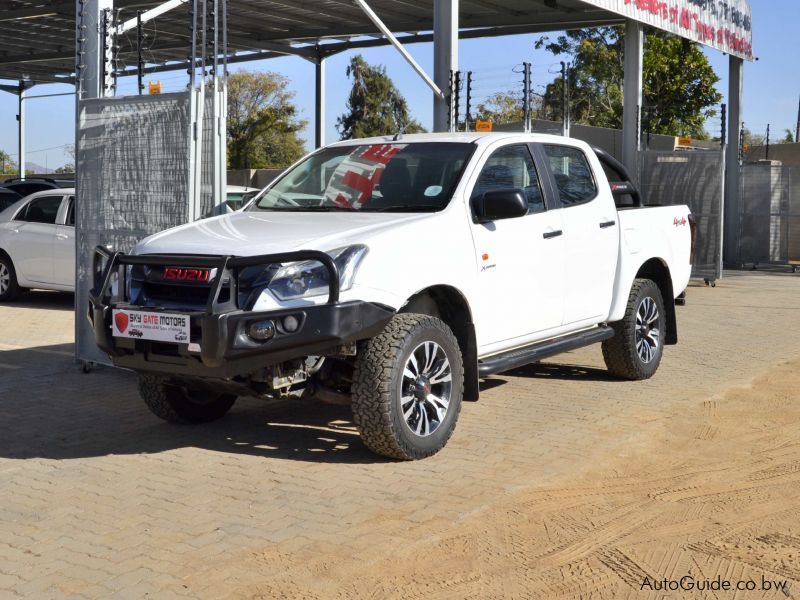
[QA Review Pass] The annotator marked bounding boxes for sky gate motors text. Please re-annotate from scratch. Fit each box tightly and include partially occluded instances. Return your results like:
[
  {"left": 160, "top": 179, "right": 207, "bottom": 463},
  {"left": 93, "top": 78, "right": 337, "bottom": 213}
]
[{"left": 132, "top": 313, "right": 188, "bottom": 328}]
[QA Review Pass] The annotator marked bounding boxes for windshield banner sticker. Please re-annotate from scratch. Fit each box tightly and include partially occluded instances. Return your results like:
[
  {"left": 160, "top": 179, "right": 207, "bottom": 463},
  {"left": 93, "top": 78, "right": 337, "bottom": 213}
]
[{"left": 325, "top": 144, "right": 406, "bottom": 209}]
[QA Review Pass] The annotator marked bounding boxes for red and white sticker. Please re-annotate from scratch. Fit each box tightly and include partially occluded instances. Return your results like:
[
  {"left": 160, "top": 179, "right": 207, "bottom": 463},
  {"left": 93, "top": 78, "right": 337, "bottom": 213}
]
[{"left": 112, "top": 309, "right": 190, "bottom": 343}]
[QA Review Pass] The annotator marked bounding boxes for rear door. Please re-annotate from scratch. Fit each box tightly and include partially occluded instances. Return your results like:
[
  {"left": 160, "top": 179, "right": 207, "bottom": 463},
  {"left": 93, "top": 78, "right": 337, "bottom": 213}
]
[
  {"left": 467, "top": 143, "right": 566, "bottom": 350},
  {"left": 53, "top": 196, "right": 76, "bottom": 288},
  {"left": 8, "top": 194, "right": 64, "bottom": 283},
  {"left": 537, "top": 143, "right": 618, "bottom": 327}
]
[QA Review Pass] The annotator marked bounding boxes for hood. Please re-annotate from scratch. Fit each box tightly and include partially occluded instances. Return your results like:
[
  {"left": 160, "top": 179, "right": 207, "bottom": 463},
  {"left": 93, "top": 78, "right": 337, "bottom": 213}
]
[{"left": 134, "top": 210, "right": 429, "bottom": 256}]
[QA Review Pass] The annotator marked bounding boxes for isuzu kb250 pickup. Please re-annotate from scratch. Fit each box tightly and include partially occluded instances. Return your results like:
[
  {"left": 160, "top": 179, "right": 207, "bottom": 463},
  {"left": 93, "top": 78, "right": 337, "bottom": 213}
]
[{"left": 90, "top": 133, "right": 693, "bottom": 460}]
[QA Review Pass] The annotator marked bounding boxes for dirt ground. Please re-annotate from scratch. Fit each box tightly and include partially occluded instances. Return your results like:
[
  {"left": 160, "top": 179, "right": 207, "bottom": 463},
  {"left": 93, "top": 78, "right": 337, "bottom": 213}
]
[
  {"left": 2, "top": 273, "right": 800, "bottom": 599},
  {"left": 211, "top": 359, "right": 800, "bottom": 599}
]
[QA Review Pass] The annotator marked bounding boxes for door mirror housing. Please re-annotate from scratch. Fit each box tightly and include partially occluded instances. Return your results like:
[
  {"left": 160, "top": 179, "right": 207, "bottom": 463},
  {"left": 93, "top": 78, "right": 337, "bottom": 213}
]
[{"left": 473, "top": 188, "right": 529, "bottom": 224}]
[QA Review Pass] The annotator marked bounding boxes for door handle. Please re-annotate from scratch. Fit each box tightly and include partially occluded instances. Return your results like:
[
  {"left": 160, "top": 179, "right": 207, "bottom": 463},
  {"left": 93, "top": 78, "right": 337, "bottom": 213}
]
[
  {"left": 599, "top": 220, "right": 617, "bottom": 229},
  {"left": 543, "top": 230, "right": 563, "bottom": 239}
]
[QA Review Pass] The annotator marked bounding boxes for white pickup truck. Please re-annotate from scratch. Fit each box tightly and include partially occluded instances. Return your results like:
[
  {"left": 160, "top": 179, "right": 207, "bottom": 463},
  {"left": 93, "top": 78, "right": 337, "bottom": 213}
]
[{"left": 90, "top": 133, "right": 694, "bottom": 460}]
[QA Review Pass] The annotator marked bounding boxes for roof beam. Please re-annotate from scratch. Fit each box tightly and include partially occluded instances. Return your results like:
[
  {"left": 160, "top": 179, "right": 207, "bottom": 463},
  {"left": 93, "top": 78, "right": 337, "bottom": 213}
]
[
  {"left": 116, "top": 0, "right": 188, "bottom": 34},
  {"left": 0, "top": 3, "right": 68, "bottom": 22},
  {"left": 353, "top": 0, "right": 444, "bottom": 100}
]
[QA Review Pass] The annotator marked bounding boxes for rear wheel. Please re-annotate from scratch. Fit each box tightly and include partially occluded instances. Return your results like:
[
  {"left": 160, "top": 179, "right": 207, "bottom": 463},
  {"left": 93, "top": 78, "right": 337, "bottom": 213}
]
[
  {"left": 138, "top": 374, "right": 236, "bottom": 424},
  {"left": 0, "top": 254, "right": 20, "bottom": 302},
  {"left": 602, "top": 278, "right": 666, "bottom": 380},
  {"left": 351, "top": 313, "right": 464, "bottom": 460}
]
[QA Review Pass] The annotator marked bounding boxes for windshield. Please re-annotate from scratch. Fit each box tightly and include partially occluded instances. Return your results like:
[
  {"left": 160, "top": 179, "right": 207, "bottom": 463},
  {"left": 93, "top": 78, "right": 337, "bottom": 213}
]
[{"left": 251, "top": 142, "right": 473, "bottom": 212}]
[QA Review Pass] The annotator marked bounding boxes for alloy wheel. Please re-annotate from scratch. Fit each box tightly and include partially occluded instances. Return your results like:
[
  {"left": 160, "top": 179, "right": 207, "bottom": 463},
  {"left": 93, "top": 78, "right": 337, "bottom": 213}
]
[
  {"left": 400, "top": 341, "right": 453, "bottom": 437},
  {"left": 635, "top": 296, "right": 660, "bottom": 363},
  {"left": 0, "top": 263, "right": 9, "bottom": 296}
]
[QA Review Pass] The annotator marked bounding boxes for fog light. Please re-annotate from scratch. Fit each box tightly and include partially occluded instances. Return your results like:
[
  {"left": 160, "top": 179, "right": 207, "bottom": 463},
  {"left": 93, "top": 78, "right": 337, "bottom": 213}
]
[
  {"left": 248, "top": 320, "right": 275, "bottom": 341},
  {"left": 283, "top": 315, "right": 300, "bottom": 333}
]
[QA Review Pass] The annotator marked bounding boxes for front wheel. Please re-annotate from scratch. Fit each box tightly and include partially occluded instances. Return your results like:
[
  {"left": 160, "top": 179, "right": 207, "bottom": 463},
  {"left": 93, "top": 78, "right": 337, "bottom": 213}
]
[
  {"left": 138, "top": 374, "right": 237, "bottom": 424},
  {"left": 602, "top": 278, "right": 666, "bottom": 380},
  {"left": 351, "top": 313, "right": 464, "bottom": 460}
]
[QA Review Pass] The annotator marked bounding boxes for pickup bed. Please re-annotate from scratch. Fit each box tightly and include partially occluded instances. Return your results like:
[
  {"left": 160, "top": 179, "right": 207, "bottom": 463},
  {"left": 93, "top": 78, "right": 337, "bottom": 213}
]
[{"left": 90, "top": 132, "right": 693, "bottom": 460}]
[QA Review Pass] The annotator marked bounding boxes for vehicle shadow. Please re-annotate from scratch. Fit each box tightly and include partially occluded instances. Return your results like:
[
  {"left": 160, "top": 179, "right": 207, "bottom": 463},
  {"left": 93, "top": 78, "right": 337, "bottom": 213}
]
[
  {"left": 499, "top": 362, "right": 619, "bottom": 382},
  {"left": 0, "top": 344, "right": 613, "bottom": 464},
  {"left": 0, "top": 348, "right": 383, "bottom": 463},
  {"left": 1, "top": 343, "right": 506, "bottom": 465},
  {"left": 10, "top": 290, "right": 74, "bottom": 311}
]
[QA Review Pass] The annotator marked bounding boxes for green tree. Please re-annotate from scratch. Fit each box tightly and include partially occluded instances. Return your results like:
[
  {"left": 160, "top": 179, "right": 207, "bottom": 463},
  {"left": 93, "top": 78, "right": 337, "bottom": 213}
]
[
  {"left": 55, "top": 164, "right": 75, "bottom": 174},
  {"left": 475, "top": 92, "right": 525, "bottom": 125},
  {"left": 742, "top": 127, "right": 765, "bottom": 147},
  {"left": 226, "top": 70, "right": 306, "bottom": 169},
  {"left": 778, "top": 128, "right": 795, "bottom": 144},
  {"left": 0, "top": 149, "right": 17, "bottom": 175},
  {"left": 536, "top": 27, "right": 722, "bottom": 138},
  {"left": 336, "top": 55, "right": 425, "bottom": 139}
]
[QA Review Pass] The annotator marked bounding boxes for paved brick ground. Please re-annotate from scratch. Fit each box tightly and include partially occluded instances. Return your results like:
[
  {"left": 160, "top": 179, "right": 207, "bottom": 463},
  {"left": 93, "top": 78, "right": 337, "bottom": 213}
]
[{"left": 1, "top": 272, "right": 800, "bottom": 598}]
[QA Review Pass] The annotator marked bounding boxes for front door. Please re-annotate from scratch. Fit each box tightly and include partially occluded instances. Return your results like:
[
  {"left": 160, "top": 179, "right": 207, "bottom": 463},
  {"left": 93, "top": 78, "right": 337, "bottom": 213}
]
[
  {"left": 9, "top": 194, "right": 64, "bottom": 283},
  {"left": 467, "top": 143, "right": 566, "bottom": 352}
]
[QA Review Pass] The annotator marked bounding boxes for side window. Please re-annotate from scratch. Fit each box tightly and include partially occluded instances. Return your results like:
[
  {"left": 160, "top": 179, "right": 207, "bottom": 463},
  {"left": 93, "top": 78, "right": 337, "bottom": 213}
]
[
  {"left": 65, "top": 197, "right": 75, "bottom": 226},
  {"left": 543, "top": 144, "right": 597, "bottom": 207},
  {"left": 14, "top": 196, "right": 63, "bottom": 224},
  {"left": 471, "top": 145, "right": 545, "bottom": 214}
]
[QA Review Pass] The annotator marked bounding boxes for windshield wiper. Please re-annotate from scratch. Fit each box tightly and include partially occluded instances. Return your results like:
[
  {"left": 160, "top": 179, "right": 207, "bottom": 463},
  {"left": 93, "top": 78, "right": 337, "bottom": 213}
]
[
  {"left": 255, "top": 205, "right": 355, "bottom": 212},
  {"left": 362, "top": 205, "right": 438, "bottom": 213}
]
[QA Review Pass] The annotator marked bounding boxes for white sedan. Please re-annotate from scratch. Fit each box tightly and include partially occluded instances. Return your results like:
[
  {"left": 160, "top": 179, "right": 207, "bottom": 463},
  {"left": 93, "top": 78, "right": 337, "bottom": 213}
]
[{"left": 0, "top": 188, "right": 75, "bottom": 301}]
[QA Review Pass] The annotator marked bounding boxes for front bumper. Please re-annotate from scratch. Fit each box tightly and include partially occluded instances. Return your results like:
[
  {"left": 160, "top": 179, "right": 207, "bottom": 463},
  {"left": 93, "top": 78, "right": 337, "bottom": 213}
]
[{"left": 88, "top": 247, "right": 394, "bottom": 379}]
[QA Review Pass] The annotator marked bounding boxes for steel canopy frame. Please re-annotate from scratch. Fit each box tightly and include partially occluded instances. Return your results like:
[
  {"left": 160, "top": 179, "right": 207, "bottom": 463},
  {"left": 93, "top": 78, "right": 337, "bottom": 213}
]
[
  {"left": 0, "top": 0, "right": 630, "bottom": 83},
  {"left": 2, "top": 0, "right": 751, "bottom": 265}
]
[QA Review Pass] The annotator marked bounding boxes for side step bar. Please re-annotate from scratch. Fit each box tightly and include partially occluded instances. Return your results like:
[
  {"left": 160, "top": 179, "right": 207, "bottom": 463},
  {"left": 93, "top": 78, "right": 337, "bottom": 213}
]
[{"left": 478, "top": 326, "right": 615, "bottom": 377}]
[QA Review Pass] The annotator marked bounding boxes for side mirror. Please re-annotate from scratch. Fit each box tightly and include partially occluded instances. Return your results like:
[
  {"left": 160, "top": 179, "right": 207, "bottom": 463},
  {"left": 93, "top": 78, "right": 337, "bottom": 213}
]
[{"left": 473, "top": 188, "right": 529, "bottom": 224}]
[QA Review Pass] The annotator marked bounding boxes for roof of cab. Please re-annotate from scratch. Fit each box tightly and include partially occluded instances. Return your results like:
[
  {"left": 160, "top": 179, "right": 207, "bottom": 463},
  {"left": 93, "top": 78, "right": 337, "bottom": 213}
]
[{"left": 325, "top": 131, "right": 583, "bottom": 149}]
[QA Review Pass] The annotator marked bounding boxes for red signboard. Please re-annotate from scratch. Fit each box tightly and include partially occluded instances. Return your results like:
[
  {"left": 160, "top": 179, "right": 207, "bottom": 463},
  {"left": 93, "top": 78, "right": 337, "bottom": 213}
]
[{"left": 581, "top": 0, "right": 753, "bottom": 60}]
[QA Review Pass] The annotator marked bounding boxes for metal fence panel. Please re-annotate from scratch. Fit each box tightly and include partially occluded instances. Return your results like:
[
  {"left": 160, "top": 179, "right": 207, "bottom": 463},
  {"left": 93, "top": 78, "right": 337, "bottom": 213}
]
[
  {"left": 75, "top": 92, "right": 192, "bottom": 365},
  {"left": 739, "top": 163, "right": 800, "bottom": 267},
  {"left": 789, "top": 167, "right": 800, "bottom": 266},
  {"left": 638, "top": 150, "right": 724, "bottom": 282}
]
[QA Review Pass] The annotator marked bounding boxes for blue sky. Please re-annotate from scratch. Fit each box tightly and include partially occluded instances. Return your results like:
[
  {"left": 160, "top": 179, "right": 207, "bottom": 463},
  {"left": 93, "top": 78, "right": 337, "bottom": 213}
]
[{"left": 0, "top": 0, "right": 796, "bottom": 171}]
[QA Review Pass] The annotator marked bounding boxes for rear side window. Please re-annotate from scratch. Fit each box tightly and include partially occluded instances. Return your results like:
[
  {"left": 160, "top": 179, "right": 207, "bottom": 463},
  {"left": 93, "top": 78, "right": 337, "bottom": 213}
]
[
  {"left": 15, "top": 195, "right": 63, "bottom": 224},
  {"left": 543, "top": 145, "right": 597, "bottom": 207}
]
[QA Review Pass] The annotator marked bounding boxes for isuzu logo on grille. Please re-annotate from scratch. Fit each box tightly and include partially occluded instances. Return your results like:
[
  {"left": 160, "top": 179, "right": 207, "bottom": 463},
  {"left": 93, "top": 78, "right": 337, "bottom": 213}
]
[{"left": 162, "top": 267, "right": 214, "bottom": 283}]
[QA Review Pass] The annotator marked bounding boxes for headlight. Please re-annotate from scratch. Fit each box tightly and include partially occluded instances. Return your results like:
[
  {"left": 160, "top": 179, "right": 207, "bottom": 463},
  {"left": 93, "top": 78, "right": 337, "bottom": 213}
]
[{"left": 268, "top": 245, "right": 368, "bottom": 301}]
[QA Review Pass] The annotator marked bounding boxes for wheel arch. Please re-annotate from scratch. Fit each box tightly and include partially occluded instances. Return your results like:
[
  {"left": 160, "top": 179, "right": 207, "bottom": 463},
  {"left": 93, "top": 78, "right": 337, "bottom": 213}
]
[
  {"left": 635, "top": 258, "right": 677, "bottom": 345},
  {"left": 400, "top": 285, "right": 479, "bottom": 401}
]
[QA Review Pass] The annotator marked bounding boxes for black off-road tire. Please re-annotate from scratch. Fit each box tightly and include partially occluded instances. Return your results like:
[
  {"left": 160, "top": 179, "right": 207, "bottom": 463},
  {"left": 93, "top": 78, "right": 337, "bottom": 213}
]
[
  {"left": 0, "top": 253, "right": 21, "bottom": 302},
  {"left": 138, "top": 374, "right": 236, "bottom": 424},
  {"left": 602, "top": 278, "right": 666, "bottom": 380},
  {"left": 351, "top": 313, "right": 464, "bottom": 460}
]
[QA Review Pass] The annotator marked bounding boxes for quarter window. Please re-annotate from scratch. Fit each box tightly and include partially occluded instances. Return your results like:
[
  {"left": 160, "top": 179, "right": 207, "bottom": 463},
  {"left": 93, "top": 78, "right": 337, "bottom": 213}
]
[
  {"left": 65, "top": 197, "right": 75, "bottom": 226},
  {"left": 543, "top": 144, "right": 597, "bottom": 206},
  {"left": 471, "top": 145, "right": 545, "bottom": 214},
  {"left": 15, "top": 195, "right": 63, "bottom": 224}
]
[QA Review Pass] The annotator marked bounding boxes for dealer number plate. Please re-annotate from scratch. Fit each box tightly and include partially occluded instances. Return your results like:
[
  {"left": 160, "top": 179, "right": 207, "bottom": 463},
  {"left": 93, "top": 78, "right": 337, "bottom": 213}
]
[{"left": 112, "top": 309, "right": 190, "bottom": 343}]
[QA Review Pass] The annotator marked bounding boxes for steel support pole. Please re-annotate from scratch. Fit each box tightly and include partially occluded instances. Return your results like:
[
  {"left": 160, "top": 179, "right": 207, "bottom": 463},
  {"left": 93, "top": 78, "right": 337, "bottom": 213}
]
[
  {"left": 724, "top": 56, "right": 743, "bottom": 267},
  {"left": 315, "top": 58, "right": 326, "bottom": 148},
  {"left": 80, "top": 0, "right": 114, "bottom": 100},
  {"left": 433, "top": 0, "right": 458, "bottom": 132},
  {"left": 18, "top": 82, "right": 27, "bottom": 179},
  {"left": 622, "top": 19, "right": 643, "bottom": 181}
]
